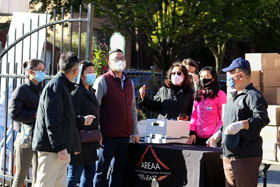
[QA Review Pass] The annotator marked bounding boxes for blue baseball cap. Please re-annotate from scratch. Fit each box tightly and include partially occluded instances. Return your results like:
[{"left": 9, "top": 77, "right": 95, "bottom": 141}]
[{"left": 222, "top": 57, "right": 251, "bottom": 72}]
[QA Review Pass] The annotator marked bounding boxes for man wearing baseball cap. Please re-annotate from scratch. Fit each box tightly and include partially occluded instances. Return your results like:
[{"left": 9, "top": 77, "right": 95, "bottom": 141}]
[{"left": 206, "top": 57, "right": 270, "bottom": 187}]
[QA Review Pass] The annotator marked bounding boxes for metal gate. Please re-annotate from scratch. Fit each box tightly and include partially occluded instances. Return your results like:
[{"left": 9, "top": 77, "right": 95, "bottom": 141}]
[{"left": 0, "top": 4, "right": 94, "bottom": 186}]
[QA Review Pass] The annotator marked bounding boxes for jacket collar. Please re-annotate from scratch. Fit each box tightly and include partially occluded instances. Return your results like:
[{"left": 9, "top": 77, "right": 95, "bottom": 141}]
[
  {"left": 230, "top": 83, "right": 253, "bottom": 98},
  {"left": 57, "top": 71, "right": 76, "bottom": 92},
  {"left": 108, "top": 69, "right": 128, "bottom": 82},
  {"left": 25, "top": 78, "right": 42, "bottom": 93}
]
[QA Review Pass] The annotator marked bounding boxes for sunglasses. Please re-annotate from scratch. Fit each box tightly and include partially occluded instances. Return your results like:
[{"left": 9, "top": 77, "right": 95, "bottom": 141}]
[{"left": 171, "top": 71, "right": 182, "bottom": 76}]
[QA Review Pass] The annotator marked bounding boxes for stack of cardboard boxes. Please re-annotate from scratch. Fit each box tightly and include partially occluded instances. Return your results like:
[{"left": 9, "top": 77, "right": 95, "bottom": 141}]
[{"left": 245, "top": 53, "right": 280, "bottom": 161}]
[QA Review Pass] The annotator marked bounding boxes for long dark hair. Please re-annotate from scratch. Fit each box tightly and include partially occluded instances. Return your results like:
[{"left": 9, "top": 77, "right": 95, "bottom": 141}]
[
  {"left": 195, "top": 66, "right": 220, "bottom": 102},
  {"left": 164, "top": 62, "right": 192, "bottom": 89}
]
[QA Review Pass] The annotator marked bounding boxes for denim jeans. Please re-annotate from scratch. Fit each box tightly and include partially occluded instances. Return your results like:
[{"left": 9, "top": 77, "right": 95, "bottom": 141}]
[
  {"left": 93, "top": 137, "right": 129, "bottom": 187},
  {"left": 67, "top": 164, "right": 96, "bottom": 187}
]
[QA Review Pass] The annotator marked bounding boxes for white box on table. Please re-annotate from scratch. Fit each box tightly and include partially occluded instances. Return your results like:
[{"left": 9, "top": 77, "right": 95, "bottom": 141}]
[{"left": 145, "top": 119, "right": 190, "bottom": 143}]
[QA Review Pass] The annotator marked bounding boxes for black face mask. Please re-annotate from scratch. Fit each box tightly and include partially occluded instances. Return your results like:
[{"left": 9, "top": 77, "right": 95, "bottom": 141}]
[{"left": 200, "top": 78, "right": 212, "bottom": 88}]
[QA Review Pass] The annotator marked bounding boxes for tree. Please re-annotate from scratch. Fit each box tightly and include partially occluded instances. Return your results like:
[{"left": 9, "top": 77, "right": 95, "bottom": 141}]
[
  {"left": 91, "top": 0, "right": 201, "bottom": 71},
  {"left": 191, "top": 0, "right": 280, "bottom": 73}
]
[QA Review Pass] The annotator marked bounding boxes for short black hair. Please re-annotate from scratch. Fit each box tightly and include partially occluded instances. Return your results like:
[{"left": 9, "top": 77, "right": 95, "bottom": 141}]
[
  {"left": 59, "top": 52, "right": 79, "bottom": 73},
  {"left": 81, "top": 60, "right": 95, "bottom": 75},
  {"left": 236, "top": 68, "right": 251, "bottom": 78},
  {"left": 109, "top": 48, "right": 123, "bottom": 55}
]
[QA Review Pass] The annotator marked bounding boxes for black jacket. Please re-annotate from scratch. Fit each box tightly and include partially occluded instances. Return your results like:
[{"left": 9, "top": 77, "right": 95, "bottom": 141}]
[
  {"left": 32, "top": 72, "right": 84, "bottom": 153},
  {"left": 221, "top": 83, "right": 270, "bottom": 158},
  {"left": 8, "top": 79, "right": 42, "bottom": 132},
  {"left": 139, "top": 85, "right": 194, "bottom": 120},
  {"left": 70, "top": 83, "right": 100, "bottom": 165}
]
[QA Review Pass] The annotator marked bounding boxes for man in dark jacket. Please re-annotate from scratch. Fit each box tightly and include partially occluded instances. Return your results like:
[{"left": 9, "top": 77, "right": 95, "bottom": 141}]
[
  {"left": 93, "top": 49, "right": 139, "bottom": 187},
  {"left": 32, "top": 52, "right": 94, "bottom": 187},
  {"left": 207, "top": 57, "right": 270, "bottom": 187}
]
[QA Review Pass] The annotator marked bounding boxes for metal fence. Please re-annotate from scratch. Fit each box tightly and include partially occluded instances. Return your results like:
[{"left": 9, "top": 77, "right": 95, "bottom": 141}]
[{"left": 0, "top": 4, "right": 94, "bottom": 186}]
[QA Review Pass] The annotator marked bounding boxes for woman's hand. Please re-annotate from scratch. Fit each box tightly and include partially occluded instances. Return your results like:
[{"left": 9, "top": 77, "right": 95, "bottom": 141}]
[
  {"left": 187, "top": 135, "right": 196, "bottom": 144},
  {"left": 139, "top": 85, "right": 146, "bottom": 99}
]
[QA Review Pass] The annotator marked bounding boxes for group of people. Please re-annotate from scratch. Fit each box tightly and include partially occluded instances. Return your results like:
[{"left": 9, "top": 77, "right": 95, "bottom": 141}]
[{"left": 8, "top": 47, "right": 269, "bottom": 187}]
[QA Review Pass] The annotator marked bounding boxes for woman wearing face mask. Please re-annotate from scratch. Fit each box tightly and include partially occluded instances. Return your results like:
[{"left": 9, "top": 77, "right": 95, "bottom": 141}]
[
  {"left": 8, "top": 59, "right": 46, "bottom": 187},
  {"left": 67, "top": 60, "right": 100, "bottom": 187},
  {"left": 139, "top": 63, "right": 194, "bottom": 120},
  {"left": 187, "top": 66, "right": 227, "bottom": 145}
]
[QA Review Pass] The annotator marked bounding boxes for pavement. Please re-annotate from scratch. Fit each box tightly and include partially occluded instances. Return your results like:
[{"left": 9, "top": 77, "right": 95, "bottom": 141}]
[{"left": 258, "top": 164, "right": 280, "bottom": 187}]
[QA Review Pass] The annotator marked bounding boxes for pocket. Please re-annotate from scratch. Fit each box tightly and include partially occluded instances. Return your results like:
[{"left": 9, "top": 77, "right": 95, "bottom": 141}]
[{"left": 225, "top": 133, "right": 240, "bottom": 153}]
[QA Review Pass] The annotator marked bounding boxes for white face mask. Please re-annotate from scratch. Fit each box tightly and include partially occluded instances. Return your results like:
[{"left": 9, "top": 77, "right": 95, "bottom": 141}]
[
  {"left": 111, "top": 60, "right": 126, "bottom": 72},
  {"left": 171, "top": 74, "right": 184, "bottom": 85}
]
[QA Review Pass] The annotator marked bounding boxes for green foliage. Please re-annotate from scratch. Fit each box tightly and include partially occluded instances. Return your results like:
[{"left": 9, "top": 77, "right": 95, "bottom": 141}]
[
  {"left": 92, "top": 43, "right": 108, "bottom": 77},
  {"left": 137, "top": 109, "right": 147, "bottom": 121}
]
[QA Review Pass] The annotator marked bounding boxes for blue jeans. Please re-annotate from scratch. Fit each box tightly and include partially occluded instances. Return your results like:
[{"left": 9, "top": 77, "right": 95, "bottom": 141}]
[
  {"left": 67, "top": 164, "right": 96, "bottom": 187},
  {"left": 93, "top": 137, "right": 129, "bottom": 187}
]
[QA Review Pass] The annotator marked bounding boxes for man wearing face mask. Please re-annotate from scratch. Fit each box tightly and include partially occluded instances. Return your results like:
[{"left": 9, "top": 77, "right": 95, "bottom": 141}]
[
  {"left": 32, "top": 52, "right": 94, "bottom": 187},
  {"left": 139, "top": 62, "right": 194, "bottom": 120},
  {"left": 206, "top": 57, "right": 270, "bottom": 187},
  {"left": 93, "top": 49, "right": 139, "bottom": 187}
]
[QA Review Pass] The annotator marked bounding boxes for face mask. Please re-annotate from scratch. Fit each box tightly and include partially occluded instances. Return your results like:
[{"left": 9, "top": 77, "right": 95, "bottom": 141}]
[
  {"left": 200, "top": 78, "right": 212, "bottom": 88},
  {"left": 171, "top": 74, "right": 184, "bottom": 85},
  {"left": 72, "top": 77, "right": 77, "bottom": 83},
  {"left": 228, "top": 74, "right": 242, "bottom": 89},
  {"left": 84, "top": 73, "right": 96, "bottom": 85},
  {"left": 111, "top": 60, "right": 126, "bottom": 72},
  {"left": 34, "top": 71, "right": 46, "bottom": 83}
]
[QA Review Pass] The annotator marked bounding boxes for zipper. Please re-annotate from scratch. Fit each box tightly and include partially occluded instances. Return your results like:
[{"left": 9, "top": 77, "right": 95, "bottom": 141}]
[
  {"left": 201, "top": 97, "right": 206, "bottom": 138},
  {"left": 120, "top": 78, "right": 127, "bottom": 137}
]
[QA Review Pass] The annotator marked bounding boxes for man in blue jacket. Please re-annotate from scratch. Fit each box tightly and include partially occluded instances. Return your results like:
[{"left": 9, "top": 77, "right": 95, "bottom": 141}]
[
  {"left": 207, "top": 57, "right": 270, "bottom": 187},
  {"left": 32, "top": 52, "right": 94, "bottom": 187}
]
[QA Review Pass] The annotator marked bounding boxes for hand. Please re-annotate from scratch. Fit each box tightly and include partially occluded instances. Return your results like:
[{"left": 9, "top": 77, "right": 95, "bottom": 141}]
[
  {"left": 58, "top": 149, "right": 69, "bottom": 162},
  {"left": 187, "top": 135, "right": 196, "bottom": 144},
  {"left": 132, "top": 135, "right": 140, "bottom": 144},
  {"left": 177, "top": 115, "right": 189, "bottom": 121},
  {"left": 139, "top": 85, "right": 146, "bottom": 99},
  {"left": 206, "top": 131, "right": 222, "bottom": 148},
  {"left": 84, "top": 115, "right": 95, "bottom": 126},
  {"left": 192, "top": 74, "right": 199, "bottom": 86},
  {"left": 224, "top": 121, "right": 244, "bottom": 135},
  {"left": 74, "top": 152, "right": 80, "bottom": 155}
]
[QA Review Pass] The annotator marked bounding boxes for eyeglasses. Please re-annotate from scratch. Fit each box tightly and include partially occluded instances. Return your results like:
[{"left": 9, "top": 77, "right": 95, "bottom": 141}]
[
  {"left": 171, "top": 71, "right": 182, "bottom": 76},
  {"left": 110, "top": 57, "right": 126, "bottom": 62},
  {"left": 33, "top": 69, "right": 46, "bottom": 73}
]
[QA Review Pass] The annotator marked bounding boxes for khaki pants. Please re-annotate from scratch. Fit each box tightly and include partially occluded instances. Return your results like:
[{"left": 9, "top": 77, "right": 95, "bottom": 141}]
[
  {"left": 223, "top": 156, "right": 262, "bottom": 187},
  {"left": 13, "top": 133, "right": 37, "bottom": 187},
  {"left": 35, "top": 151, "right": 70, "bottom": 187}
]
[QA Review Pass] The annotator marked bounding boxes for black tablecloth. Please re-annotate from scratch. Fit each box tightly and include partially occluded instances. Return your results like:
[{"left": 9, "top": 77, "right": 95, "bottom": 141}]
[{"left": 124, "top": 143, "right": 225, "bottom": 187}]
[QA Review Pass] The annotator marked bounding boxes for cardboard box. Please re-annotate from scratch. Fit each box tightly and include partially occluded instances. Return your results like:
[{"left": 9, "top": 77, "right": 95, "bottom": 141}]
[
  {"left": 262, "top": 70, "right": 280, "bottom": 87},
  {"left": 262, "top": 53, "right": 280, "bottom": 70},
  {"left": 245, "top": 53, "right": 280, "bottom": 71},
  {"left": 145, "top": 119, "right": 190, "bottom": 143},
  {"left": 245, "top": 53, "right": 262, "bottom": 71},
  {"left": 261, "top": 125, "right": 280, "bottom": 161},
  {"left": 251, "top": 71, "right": 261, "bottom": 87},
  {"left": 267, "top": 105, "right": 280, "bottom": 126},
  {"left": 263, "top": 87, "right": 280, "bottom": 104}
]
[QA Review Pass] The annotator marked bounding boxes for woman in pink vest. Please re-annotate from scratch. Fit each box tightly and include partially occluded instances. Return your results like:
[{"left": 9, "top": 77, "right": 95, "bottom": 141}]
[{"left": 187, "top": 66, "right": 227, "bottom": 145}]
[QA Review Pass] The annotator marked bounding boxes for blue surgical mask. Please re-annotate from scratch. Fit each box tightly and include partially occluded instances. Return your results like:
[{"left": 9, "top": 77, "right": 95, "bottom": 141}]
[
  {"left": 34, "top": 71, "right": 46, "bottom": 82},
  {"left": 228, "top": 77, "right": 236, "bottom": 89},
  {"left": 84, "top": 73, "right": 96, "bottom": 85},
  {"left": 72, "top": 76, "right": 78, "bottom": 83}
]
